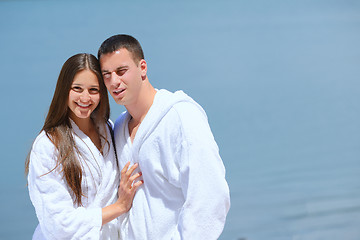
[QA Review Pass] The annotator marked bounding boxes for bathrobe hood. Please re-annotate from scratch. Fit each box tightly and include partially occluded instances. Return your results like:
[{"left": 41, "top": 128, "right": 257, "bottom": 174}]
[{"left": 129, "top": 89, "right": 206, "bottom": 152}]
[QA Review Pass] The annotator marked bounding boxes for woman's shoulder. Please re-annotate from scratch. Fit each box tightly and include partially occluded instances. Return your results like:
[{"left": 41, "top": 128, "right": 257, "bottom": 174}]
[
  {"left": 29, "top": 131, "right": 58, "bottom": 170},
  {"left": 31, "top": 130, "right": 56, "bottom": 156}
]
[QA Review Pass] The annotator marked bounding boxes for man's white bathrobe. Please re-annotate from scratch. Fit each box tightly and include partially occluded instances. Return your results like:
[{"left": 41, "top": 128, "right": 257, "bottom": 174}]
[
  {"left": 28, "top": 120, "right": 120, "bottom": 240},
  {"left": 114, "top": 89, "right": 230, "bottom": 240}
]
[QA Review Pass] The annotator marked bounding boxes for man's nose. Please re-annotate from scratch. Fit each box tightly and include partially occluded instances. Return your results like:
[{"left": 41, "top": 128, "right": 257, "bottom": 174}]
[{"left": 110, "top": 72, "right": 121, "bottom": 87}]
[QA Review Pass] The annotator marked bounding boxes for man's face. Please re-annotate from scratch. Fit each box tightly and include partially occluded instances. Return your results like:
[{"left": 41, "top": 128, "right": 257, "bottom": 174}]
[{"left": 99, "top": 48, "right": 146, "bottom": 106}]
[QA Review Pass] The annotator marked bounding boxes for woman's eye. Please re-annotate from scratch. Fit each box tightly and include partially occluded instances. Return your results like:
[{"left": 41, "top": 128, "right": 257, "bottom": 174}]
[
  {"left": 89, "top": 88, "right": 99, "bottom": 94},
  {"left": 72, "top": 86, "right": 82, "bottom": 92}
]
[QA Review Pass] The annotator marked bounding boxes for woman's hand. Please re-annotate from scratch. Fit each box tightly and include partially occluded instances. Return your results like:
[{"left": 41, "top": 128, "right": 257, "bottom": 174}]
[
  {"left": 116, "top": 162, "right": 143, "bottom": 212},
  {"left": 102, "top": 162, "right": 143, "bottom": 225}
]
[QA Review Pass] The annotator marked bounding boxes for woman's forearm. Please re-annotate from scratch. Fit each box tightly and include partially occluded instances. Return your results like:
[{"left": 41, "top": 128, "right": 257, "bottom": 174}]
[
  {"left": 102, "top": 202, "right": 126, "bottom": 225},
  {"left": 101, "top": 162, "right": 143, "bottom": 226}
]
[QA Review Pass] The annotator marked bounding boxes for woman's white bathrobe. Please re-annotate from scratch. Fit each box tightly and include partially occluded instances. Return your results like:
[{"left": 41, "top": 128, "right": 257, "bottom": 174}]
[
  {"left": 28, "top": 120, "right": 120, "bottom": 240},
  {"left": 114, "top": 89, "right": 230, "bottom": 240}
]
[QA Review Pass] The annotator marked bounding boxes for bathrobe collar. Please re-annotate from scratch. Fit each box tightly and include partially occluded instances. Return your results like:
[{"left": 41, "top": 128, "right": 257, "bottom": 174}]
[
  {"left": 130, "top": 89, "right": 205, "bottom": 153},
  {"left": 69, "top": 118, "right": 103, "bottom": 157}
]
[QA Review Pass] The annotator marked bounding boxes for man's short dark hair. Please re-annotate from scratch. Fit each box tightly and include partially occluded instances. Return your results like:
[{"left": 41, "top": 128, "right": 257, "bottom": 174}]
[{"left": 98, "top": 34, "right": 144, "bottom": 63}]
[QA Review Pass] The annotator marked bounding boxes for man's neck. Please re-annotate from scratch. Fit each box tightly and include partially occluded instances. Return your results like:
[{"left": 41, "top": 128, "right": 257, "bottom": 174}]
[{"left": 126, "top": 82, "right": 157, "bottom": 125}]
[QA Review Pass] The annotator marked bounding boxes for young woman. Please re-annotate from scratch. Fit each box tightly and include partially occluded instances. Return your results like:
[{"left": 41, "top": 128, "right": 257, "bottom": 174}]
[{"left": 25, "top": 53, "right": 142, "bottom": 239}]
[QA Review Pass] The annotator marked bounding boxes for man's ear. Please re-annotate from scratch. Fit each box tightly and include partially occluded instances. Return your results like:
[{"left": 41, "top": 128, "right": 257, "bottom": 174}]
[{"left": 140, "top": 59, "right": 147, "bottom": 80}]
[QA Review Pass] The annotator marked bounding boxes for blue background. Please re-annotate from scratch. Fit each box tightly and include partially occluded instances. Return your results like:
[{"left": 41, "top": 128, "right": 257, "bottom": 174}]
[{"left": 0, "top": 0, "right": 359, "bottom": 239}]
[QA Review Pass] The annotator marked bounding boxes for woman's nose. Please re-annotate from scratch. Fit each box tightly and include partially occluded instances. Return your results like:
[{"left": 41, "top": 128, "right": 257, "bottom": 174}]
[{"left": 80, "top": 90, "right": 91, "bottom": 102}]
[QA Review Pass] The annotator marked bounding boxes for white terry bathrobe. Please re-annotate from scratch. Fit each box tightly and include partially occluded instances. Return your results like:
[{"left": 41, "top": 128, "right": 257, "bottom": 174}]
[
  {"left": 28, "top": 120, "right": 120, "bottom": 240},
  {"left": 114, "top": 89, "right": 231, "bottom": 240}
]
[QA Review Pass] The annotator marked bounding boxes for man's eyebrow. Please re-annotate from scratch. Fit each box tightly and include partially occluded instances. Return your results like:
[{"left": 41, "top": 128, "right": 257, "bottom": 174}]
[
  {"left": 102, "top": 66, "right": 128, "bottom": 73},
  {"left": 115, "top": 66, "right": 128, "bottom": 71}
]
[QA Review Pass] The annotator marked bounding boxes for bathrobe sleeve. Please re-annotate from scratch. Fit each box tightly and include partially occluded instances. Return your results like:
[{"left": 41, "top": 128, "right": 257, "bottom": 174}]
[
  {"left": 172, "top": 102, "right": 230, "bottom": 240},
  {"left": 28, "top": 135, "right": 102, "bottom": 240}
]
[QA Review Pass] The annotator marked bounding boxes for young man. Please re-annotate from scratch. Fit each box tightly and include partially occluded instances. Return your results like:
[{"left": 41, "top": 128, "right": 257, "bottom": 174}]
[{"left": 98, "top": 34, "right": 230, "bottom": 240}]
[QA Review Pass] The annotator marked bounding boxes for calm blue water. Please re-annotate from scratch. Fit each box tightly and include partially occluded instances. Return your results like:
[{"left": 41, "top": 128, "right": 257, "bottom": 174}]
[{"left": 1, "top": 0, "right": 360, "bottom": 239}]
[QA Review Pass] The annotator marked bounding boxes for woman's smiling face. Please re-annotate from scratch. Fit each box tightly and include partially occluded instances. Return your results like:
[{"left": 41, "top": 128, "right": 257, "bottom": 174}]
[{"left": 68, "top": 69, "right": 100, "bottom": 122}]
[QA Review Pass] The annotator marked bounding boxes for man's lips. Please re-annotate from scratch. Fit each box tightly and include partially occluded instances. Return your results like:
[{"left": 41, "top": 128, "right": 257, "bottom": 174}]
[{"left": 113, "top": 88, "right": 125, "bottom": 94}]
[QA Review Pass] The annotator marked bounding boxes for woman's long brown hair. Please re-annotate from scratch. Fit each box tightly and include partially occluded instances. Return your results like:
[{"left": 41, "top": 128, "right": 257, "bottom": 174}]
[{"left": 25, "top": 53, "right": 110, "bottom": 206}]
